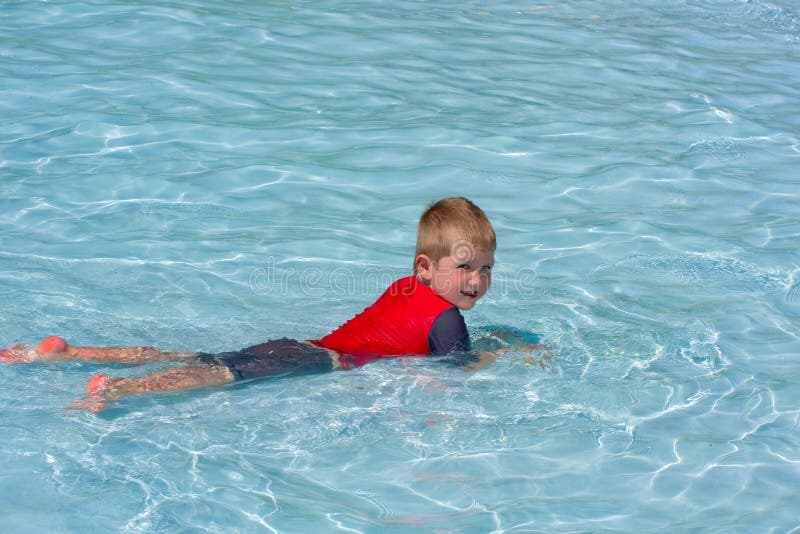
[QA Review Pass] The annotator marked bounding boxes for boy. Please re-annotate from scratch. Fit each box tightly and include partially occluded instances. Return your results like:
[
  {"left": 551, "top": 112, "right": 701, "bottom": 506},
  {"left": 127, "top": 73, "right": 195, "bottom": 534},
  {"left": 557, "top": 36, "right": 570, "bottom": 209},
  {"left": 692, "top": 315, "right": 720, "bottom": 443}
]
[{"left": 1, "top": 197, "right": 540, "bottom": 411}]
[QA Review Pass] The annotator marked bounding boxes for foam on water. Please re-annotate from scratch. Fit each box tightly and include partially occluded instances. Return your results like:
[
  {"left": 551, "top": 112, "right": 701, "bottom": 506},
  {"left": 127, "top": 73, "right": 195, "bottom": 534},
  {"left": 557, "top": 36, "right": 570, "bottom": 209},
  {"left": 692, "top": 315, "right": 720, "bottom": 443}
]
[{"left": 2, "top": 0, "right": 800, "bottom": 531}]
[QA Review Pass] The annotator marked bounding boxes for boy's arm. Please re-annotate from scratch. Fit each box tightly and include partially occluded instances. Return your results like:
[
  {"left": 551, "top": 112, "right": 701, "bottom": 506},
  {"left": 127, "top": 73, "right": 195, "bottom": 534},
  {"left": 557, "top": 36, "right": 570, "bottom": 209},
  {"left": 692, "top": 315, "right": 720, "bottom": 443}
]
[
  {"left": 428, "top": 315, "right": 551, "bottom": 371},
  {"left": 442, "top": 326, "right": 552, "bottom": 371},
  {"left": 473, "top": 325, "right": 544, "bottom": 351}
]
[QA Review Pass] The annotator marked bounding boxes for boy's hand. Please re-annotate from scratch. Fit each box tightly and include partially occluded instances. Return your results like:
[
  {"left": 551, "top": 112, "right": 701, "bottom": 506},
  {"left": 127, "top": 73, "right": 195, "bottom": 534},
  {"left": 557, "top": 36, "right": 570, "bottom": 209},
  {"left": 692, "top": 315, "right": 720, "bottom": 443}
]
[
  {"left": 495, "top": 343, "right": 551, "bottom": 355},
  {"left": 461, "top": 350, "right": 500, "bottom": 371},
  {"left": 460, "top": 344, "right": 553, "bottom": 371},
  {"left": 519, "top": 344, "right": 553, "bottom": 368},
  {"left": 494, "top": 343, "right": 553, "bottom": 369}
]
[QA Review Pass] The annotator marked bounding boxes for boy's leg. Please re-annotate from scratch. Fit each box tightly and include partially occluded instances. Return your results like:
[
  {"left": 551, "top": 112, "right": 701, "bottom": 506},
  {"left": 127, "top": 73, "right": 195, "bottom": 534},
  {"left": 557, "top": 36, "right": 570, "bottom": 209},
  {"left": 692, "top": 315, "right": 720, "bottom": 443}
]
[
  {"left": 1, "top": 336, "right": 196, "bottom": 364},
  {"left": 81, "top": 364, "right": 236, "bottom": 412}
]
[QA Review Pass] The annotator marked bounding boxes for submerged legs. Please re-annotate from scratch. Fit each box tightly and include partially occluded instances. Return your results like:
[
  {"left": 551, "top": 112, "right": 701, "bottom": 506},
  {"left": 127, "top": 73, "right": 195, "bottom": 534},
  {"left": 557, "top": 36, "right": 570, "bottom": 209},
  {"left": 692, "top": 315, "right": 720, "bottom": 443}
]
[{"left": 80, "top": 364, "right": 237, "bottom": 413}]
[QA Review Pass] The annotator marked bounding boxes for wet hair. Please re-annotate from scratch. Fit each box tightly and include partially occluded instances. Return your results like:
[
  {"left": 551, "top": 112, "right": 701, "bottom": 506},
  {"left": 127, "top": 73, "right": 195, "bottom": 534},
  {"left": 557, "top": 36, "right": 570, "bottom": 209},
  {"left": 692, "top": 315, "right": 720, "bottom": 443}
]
[{"left": 414, "top": 197, "right": 496, "bottom": 272}]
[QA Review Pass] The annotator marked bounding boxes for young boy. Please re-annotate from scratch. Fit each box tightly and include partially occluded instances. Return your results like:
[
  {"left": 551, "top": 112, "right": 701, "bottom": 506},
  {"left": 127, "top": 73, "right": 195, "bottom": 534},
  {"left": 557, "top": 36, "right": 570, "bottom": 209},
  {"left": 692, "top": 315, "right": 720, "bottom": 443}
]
[{"left": 1, "top": 197, "right": 540, "bottom": 412}]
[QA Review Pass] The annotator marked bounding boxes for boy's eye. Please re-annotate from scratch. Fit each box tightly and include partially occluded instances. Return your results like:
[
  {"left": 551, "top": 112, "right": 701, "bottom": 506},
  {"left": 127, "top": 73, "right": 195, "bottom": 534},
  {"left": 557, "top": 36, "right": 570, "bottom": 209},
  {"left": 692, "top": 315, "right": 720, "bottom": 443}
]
[
  {"left": 482, "top": 265, "right": 493, "bottom": 271},
  {"left": 457, "top": 264, "right": 470, "bottom": 270}
]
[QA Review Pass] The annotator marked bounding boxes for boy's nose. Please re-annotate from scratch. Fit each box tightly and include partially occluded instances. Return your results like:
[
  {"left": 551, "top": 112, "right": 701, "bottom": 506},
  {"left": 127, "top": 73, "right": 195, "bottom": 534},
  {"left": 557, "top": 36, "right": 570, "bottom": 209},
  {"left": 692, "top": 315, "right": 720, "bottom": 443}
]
[
  {"left": 472, "top": 269, "right": 490, "bottom": 287},
  {"left": 468, "top": 269, "right": 484, "bottom": 285}
]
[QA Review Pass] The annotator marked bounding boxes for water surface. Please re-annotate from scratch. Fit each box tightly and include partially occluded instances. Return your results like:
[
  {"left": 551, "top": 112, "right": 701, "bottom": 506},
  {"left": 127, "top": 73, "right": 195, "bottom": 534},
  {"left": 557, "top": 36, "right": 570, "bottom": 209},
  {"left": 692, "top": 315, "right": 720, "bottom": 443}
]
[{"left": 1, "top": 0, "right": 799, "bottom": 531}]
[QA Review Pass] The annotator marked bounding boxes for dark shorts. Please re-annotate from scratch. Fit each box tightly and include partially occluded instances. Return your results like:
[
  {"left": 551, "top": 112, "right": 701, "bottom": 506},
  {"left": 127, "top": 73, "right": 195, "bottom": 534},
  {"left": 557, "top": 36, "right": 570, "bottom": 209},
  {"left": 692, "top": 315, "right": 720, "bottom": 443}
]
[{"left": 195, "top": 338, "right": 334, "bottom": 381}]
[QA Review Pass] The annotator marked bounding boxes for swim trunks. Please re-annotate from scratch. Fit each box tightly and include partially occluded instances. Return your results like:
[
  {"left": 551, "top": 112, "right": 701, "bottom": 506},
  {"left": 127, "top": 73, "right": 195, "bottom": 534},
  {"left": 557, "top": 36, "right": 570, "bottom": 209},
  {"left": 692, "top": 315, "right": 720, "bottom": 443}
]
[{"left": 195, "top": 338, "right": 334, "bottom": 381}]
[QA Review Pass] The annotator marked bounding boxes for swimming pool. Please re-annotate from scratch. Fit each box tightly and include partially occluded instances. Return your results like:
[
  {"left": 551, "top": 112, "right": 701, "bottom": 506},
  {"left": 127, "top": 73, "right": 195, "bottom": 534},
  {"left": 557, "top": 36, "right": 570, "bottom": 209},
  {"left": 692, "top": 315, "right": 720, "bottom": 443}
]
[{"left": 2, "top": 0, "right": 799, "bottom": 531}]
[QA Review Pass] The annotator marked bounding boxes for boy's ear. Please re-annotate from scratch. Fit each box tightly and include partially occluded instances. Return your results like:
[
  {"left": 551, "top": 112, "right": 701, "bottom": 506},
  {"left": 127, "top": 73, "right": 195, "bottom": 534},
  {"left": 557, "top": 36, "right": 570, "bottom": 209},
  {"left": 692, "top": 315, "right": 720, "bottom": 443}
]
[{"left": 415, "top": 254, "right": 433, "bottom": 283}]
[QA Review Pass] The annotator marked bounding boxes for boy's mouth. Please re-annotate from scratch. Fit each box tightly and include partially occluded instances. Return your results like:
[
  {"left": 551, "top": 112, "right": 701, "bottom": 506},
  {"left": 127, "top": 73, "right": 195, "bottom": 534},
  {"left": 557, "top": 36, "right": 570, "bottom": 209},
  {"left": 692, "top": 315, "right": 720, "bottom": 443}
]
[{"left": 460, "top": 290, "right": 479, "bottom": 298}]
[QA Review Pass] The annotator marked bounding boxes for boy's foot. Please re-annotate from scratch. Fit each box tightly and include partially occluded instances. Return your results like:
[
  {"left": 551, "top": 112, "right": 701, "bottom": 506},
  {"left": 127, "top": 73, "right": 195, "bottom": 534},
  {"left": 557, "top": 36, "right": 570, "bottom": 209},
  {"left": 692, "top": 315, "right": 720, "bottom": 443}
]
[
  {"left": 1, "top": 336, "right": 71, "bottom": 364},
  {"left": 37, "top": 335, "right": 69, "bottom": 355},
  {"left": 75, "top": 373, "right": 127, "bottom": 413},
  {"left": 86, "top": 373, "right": 113, "bottom": 397},
  {"left": 0, "top": 344, "right": 37, "bottom": 363}
]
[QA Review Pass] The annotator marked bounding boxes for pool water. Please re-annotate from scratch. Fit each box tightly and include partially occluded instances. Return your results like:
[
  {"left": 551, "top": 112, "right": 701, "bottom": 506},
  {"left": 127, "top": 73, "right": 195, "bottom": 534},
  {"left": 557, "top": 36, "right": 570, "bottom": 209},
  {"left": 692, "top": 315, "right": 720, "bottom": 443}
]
[{"left": 2, "top": 0, "right": 799, "bottom": 531}]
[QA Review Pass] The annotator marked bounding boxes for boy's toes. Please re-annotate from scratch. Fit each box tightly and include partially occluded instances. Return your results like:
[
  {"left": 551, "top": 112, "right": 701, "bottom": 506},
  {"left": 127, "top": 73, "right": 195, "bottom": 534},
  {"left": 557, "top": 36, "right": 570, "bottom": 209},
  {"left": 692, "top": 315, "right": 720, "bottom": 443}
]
[{"left": 0, "top": 344, "right": 34, "bottom": 364}]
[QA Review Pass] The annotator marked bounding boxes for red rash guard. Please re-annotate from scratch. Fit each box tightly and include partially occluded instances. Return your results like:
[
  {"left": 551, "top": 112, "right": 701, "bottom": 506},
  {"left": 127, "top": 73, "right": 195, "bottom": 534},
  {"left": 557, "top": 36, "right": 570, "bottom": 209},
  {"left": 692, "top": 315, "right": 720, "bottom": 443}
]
[{"left": 313, "top": 276, "right": 466, "bottom": 368}]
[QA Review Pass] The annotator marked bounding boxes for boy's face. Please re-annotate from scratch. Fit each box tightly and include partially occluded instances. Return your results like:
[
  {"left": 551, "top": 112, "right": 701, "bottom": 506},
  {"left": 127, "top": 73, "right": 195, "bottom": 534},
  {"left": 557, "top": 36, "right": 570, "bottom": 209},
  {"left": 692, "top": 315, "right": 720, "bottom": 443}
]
[{"left": 418, "top": 242, "right": 494, "bottom": 310}]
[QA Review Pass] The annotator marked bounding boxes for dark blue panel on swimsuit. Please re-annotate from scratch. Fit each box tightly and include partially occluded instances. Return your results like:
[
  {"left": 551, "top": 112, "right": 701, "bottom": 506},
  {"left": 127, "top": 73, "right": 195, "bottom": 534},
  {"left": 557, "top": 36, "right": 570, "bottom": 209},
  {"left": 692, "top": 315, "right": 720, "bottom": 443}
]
[{"left": 195, "top": 338, "right": 333, "bottom": 381}]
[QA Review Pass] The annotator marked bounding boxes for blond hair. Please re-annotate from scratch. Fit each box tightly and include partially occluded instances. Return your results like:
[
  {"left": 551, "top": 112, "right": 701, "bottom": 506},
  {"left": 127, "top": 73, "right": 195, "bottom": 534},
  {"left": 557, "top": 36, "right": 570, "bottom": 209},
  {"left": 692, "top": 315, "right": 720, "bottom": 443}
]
[{"left": 414, "top": 197, "right": 496, "bottom": 272}]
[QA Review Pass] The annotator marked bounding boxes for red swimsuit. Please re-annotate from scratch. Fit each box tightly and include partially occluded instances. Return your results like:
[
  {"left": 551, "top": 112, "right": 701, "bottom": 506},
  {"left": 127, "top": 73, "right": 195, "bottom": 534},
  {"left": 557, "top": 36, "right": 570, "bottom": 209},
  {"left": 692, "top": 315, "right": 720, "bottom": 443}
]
[{"left": 314, "top": 276, "right": 462, "bottom": 368}]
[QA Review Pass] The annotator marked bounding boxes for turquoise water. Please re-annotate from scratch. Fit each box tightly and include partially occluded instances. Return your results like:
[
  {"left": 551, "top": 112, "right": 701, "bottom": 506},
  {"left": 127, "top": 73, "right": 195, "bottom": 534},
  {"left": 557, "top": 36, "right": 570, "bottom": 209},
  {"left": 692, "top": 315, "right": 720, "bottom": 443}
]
[{"left": 2, "top": 0, "right": 799, "bottom": 531}]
